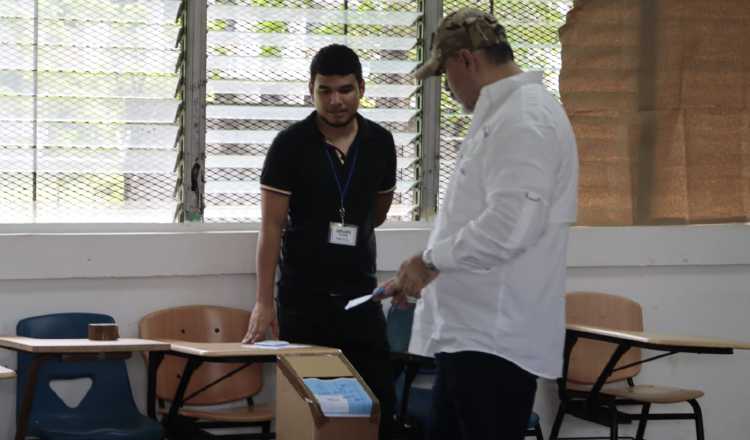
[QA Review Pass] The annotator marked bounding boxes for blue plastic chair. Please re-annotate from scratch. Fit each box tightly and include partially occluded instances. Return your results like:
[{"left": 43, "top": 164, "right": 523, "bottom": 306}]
[
  {"left": 16, "top": 312, "right": 162, "bottom": 440},
  {"left": 387, "top": 304, "right": 544, "bottom": 439}
]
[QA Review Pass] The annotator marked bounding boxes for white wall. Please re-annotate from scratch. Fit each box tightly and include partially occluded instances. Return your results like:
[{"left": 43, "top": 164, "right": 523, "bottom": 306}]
[{"left": 0, "top": 224, "right": 749, "bottom": 440}]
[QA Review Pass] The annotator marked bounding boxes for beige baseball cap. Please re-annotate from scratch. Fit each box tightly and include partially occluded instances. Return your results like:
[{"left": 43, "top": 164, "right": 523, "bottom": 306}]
[{"left": 414, "top": 8, "right": 509, "bottom": 80}]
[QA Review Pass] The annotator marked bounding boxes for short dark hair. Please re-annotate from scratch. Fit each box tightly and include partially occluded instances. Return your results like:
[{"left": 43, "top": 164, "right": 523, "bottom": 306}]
[
  {"left": 309, "top": 44, "right": 363, "bottom": 83},
  {"left": 482, "top": 42, "right": 515, "bottom": 65}
]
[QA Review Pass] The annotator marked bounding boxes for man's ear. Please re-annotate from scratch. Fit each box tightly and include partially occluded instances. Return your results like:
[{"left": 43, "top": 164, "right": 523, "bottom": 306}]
[
  {"left": 455, "top": 49, "right": 468, "bottom": 66},
  {"left": 307, "top": 76, "right": 315, "bottom": 100},
  {"left": 358, "top": 80, "right": 365, "bottom": 98},
  {"left": 458, "top": 49, "right": 478, "bottom": 72}
]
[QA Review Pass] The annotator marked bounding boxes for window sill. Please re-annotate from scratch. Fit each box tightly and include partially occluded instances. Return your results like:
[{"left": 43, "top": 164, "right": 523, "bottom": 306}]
[{"left": 0, "top": 223, "right": 748, "bottom": 280}]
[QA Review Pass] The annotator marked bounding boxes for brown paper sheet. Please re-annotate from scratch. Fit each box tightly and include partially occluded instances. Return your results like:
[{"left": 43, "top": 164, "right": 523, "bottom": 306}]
[{"left": 561, "top": 0, "right": 750, "bottom": 224}]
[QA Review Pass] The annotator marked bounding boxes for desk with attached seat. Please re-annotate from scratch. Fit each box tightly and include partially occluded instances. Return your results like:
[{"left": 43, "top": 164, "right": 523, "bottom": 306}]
[
  {"left": 149, "top": 341, "right": 355, "bottom": 439},
  {"left": 0, "top": 336, "right": 169, "bottom": 440},
  {"left": 551, "top": 324, "right": 750, "bottom": 440}
]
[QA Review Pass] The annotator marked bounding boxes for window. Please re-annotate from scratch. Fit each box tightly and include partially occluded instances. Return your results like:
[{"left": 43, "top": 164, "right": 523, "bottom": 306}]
[
  {"left": 436, "top": 0, "right": 573, "bottom": 206},
  {"left": 0, "top": 0, "right": 182, "bottom": 223},
  {"left": 8, "top": 0, "right": 652, "bottom": 226},
  {"left": 1, "top": 0, "right": 422, "bottom": 224},
  {"left": 201, "top": 0, "right": 423, "bottom": 222}
]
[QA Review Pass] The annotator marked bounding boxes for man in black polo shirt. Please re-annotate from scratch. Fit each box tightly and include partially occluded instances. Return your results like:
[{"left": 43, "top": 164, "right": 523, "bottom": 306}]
[{"left": 242, "top": 44, "right": 396, "bottom": 439}]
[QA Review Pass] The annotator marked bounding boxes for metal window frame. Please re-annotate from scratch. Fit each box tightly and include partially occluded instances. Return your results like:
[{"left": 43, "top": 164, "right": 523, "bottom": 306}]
[
  {"left": 179, "top": 0, "right": 208, "bottom": 222},
  {"left": 31, "top": 0, "right": 40, "bottom": 221},
  {"left": 417, "top": 0, "right": 443, "bottom": 221}
]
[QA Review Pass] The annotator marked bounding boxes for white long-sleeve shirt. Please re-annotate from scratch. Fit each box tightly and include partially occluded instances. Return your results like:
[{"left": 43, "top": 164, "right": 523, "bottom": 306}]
[{"left": 409, "top": 71, "right": 578, "bottom": 379}]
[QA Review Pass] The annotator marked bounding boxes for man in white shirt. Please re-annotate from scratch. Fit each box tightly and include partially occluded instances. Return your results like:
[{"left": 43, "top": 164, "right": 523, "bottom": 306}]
[{"left": 378, "top": 8, "right": 578, "bottom": 440}]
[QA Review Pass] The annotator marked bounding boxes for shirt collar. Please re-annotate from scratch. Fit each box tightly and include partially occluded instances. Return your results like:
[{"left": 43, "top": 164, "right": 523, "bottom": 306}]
[
  {"left": 470, "top": 71, "right": 544, "bottom": 131},
  {"left": 303, "top": 111, "right": 370, "bottom": 142}
]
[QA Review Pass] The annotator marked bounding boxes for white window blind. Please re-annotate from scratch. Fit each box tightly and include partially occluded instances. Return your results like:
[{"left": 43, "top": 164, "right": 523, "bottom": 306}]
[
  {"left": 203, "top": 0, "right": 422, "bottom": 222},
  {"left": 0, "top": 0, "right": 182, "bottom": 223}
]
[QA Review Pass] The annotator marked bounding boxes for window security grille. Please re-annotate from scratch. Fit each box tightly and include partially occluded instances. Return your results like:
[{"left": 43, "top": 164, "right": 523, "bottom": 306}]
[
  {"left": 0, "top": 0, "right": 182, "bottom": 223},
  {"left": 203, "top": 0, "right": 423, "bottom": 222},
  {"left": 437, "top": 0, "right": 573, "bottom": 205},
  {"left": 0, "top": 0, "right": 568, "bottom": 224}
]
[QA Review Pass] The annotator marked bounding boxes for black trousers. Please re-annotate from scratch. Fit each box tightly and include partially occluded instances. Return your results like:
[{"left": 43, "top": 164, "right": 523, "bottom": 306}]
[
  {"left": 277, "top": 293, "right": 395, "bottom": 440},
  {"left": 428, "top": 351, "right": 537, "bottom": 440}
]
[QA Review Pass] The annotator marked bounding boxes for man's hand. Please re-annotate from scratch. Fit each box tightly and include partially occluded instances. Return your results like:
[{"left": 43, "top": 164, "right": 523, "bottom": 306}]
[
  {"left": 377, "top": 254, "right": 439, "bottom": 306},
  {"left": 242, "top": 302, "right": 279, "bottom": 344},
  {"left": 375, "top": 278, "right": 413, "bottom": 309},
  {"left": 396, "top": 254, "right": 439, "bottom": 299}
]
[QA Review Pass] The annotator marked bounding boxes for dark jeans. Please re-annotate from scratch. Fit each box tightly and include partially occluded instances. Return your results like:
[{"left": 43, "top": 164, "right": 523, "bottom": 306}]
[
  {"left": 428, "top": 351, "right": 537, "bottom": 440},
  {"left": 277, "top": 293, "right": 395, "bottom": 440}
]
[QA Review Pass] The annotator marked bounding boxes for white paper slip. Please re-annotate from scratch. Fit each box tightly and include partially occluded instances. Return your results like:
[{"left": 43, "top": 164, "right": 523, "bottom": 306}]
[
  {"left": 316, "top": 395, "right": 351, "bottom": 415},
  {"left": 255, "top": 340, "right": 289, "bottom": 347},
  {"left": 242, "top": 340, "right": 310, "bottom": 350},
  {"left": 344, "top": 293, "right": 374, "bottom": 311},
  {"left": 344, "top": 287, "right": 384, "bottom": 311}
]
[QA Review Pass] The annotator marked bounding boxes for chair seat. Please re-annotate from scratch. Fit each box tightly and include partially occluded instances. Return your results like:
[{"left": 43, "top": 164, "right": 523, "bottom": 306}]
[
  {"left": 34, "top": 414, "right": 162, "bottom": 440},
  {"left": 528, "top": 411, "right": 540, "bottom": 429},
  {"left": 160, "top": 403, "right": 274, "bottom": 423},
  {"left": 567, "top": 382, "right": 704, "bottom": 403}
]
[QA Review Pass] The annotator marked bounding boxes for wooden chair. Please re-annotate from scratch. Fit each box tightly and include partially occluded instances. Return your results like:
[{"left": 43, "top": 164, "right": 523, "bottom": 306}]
[
  {"left": 139, "top": 305, "right": 273, "bottom": 439},
  {"left": 550, "top": 292, "right": 704, "bottom": 440}
]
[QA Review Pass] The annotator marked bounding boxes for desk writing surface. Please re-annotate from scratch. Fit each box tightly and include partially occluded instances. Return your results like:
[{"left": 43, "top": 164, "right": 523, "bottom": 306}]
[
  {"left": 567, "top": 324, "right": 750, "bottom": 350},
  {"left": 165, "top": 341, "right": 340, "bottom": 358},
  {"left": 0, "top": 365, "right": 15, "bottom": 379},
  {"left": 0, "top": 337, "right": 170, "bottom": 353}
]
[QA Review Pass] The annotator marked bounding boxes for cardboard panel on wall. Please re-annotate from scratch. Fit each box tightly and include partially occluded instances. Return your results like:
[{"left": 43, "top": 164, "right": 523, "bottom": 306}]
[{"left": 561, "top": 0, "right": 750, "bottom": 224}]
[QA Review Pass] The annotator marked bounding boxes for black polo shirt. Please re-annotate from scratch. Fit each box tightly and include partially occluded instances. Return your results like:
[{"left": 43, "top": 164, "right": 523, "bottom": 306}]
[{"left": 260, "top": 111, "right": 397, "bottom": 300}]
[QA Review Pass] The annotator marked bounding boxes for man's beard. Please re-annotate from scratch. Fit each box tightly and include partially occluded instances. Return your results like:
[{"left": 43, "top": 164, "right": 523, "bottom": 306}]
[{"left": 319, "top": 112, "right": 356, "bottom": 128}]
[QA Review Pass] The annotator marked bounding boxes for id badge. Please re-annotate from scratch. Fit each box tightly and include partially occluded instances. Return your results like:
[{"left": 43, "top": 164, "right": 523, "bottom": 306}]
[{"left": 329, "top": 223, "right": 358, "bottom": 246}]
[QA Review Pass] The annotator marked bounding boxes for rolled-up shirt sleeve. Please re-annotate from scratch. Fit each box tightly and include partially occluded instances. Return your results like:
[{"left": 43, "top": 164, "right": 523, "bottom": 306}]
[{"left": 430, "top": 122, "right": 559, "bottom": 273}]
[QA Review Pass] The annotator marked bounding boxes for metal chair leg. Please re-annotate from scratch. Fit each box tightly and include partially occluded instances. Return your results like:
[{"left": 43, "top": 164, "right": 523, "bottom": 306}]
[
  {"left": 608, "top": 403, "right": 619, "bottom": 440},
  {"left": 688, "top": 399, "right": 705, "bottom": 440},
  {"left": 635, "top": 403, "right": 650, "bottom": 440},
  {"left": 549, "top": 404, "right": 566, "bottom": 440}
]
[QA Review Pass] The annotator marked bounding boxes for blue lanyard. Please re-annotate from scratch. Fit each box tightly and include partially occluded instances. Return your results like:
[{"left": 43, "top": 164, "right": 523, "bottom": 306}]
[{"left": 324, "top": 143, "right": 359, "bottom": 224}]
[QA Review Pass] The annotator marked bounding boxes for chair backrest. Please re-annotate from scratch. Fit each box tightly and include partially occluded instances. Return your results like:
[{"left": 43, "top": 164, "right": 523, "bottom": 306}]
[
  {"left": 386, "top": 303, "right": 416, "bottom": 353},
  {"left": 139, "top": 305, "right": 262, "bottom": 405},
  {"left": 16, "top": 313, "right": 140, "bottom": 428},
  {"left": 566, "top": 292, "right": 643, "bottom": 384}
]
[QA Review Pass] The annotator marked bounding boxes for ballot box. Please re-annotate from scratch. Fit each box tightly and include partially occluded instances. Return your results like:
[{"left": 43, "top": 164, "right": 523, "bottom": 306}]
[{"left": 276, "top": 351, "right": 379, "bottom": 440}]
